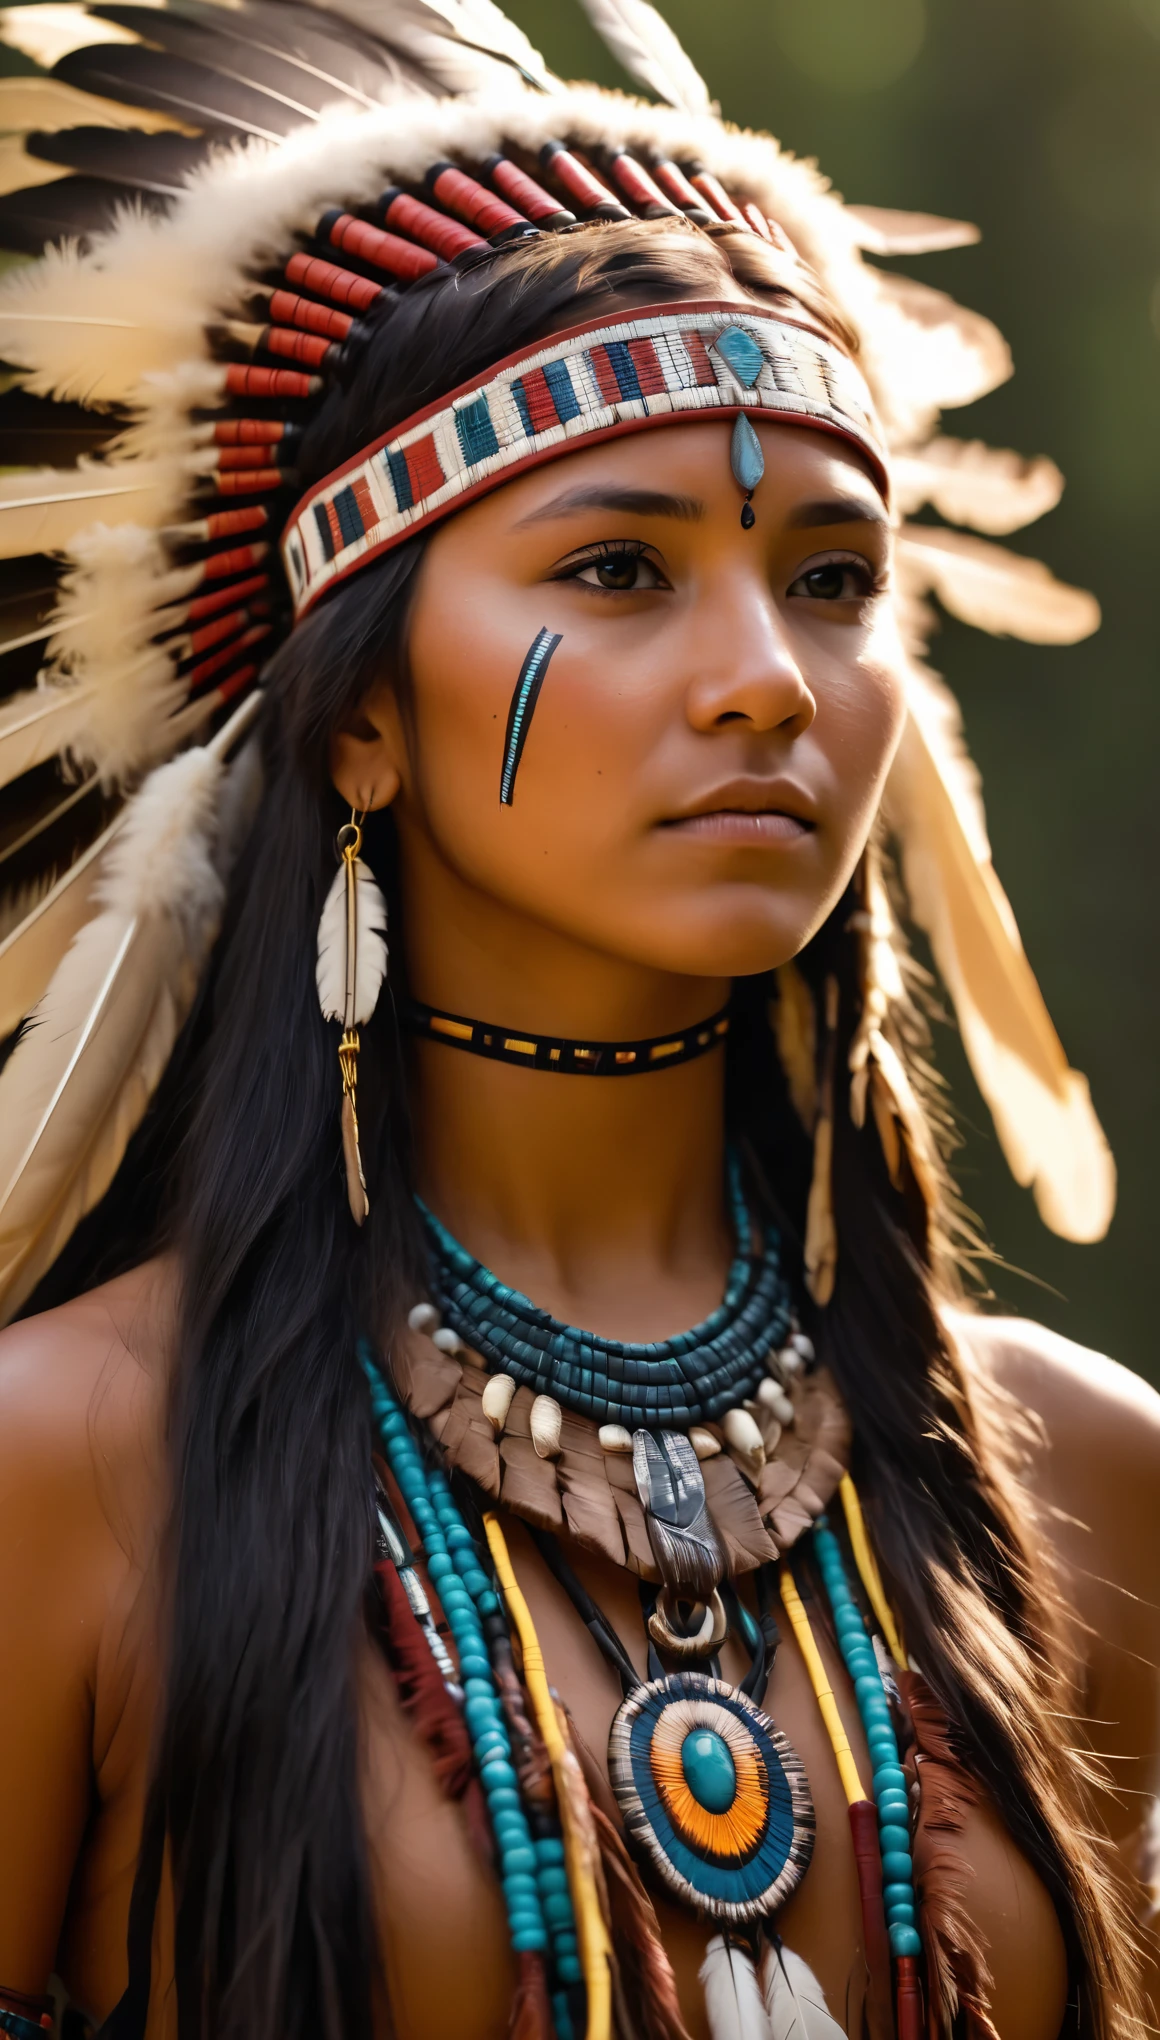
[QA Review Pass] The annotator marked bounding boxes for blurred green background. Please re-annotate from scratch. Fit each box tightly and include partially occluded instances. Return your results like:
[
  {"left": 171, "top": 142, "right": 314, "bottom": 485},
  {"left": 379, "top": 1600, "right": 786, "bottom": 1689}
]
[{"left": 506, "top": 0, "right": 1160, "bottom": 1379}]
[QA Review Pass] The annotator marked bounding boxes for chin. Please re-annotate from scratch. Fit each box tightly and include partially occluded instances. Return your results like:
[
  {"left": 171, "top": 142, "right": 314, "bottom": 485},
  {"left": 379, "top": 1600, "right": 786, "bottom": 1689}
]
[{"left": 621, "top": 901, "right": 824, "bottom": 980}]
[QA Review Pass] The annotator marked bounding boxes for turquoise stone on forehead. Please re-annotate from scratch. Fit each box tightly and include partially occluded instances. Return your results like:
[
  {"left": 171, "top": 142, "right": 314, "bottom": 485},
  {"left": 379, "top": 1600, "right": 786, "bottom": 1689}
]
[
  {"left": 715, "top": 325, "right": 765, "bottom": 387},
  {"left": 681, "top": 1729, "right": 737, "bottom": 1814},
  {"left": 731, "top": 414, "right": 765, "bottom": 494}
]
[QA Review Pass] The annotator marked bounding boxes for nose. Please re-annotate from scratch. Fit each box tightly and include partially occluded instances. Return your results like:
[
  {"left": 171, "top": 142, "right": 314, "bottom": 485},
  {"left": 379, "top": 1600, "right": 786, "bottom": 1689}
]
[{"left": 683, "top": 576, "right": 816, "bottom": 738}]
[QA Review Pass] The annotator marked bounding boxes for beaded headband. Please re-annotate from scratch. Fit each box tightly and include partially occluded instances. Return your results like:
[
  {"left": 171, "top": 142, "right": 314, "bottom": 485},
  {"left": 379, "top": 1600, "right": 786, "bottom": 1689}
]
[{"left": 282, "top": 299, "right": 885, "bottom": 619}]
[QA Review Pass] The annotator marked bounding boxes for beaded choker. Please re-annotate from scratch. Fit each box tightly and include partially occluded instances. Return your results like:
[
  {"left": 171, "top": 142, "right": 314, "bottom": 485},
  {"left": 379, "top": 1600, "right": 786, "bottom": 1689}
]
[
  {"left": 401, "top": 996, "right": 731, "bottom": 1076},
  {"left": 415, "top": 1149, "right": 793, "bottom": 1430}
]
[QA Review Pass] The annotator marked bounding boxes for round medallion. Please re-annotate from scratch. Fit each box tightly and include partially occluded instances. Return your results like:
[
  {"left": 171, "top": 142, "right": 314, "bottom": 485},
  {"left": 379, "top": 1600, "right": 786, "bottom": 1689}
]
[{"left": 608, "top": 1672, "right": 815, "bottom": 1923}]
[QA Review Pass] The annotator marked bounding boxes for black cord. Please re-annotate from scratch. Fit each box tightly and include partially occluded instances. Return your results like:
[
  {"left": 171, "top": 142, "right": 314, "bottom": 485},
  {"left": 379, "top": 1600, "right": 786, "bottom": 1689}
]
[{"left": 525, "top": 1523, "right": 643, "bottom": 1693}]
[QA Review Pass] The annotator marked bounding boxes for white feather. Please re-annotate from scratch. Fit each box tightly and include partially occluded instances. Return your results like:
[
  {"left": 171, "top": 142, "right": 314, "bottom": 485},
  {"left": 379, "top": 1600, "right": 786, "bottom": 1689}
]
[
  {"left": 897, "top": 525, "right": 1100, "bottom": 644},
  {"left": 885, "top": 667, "right": 1115, "bottom": 1242},
  {"left": 0, "top": 682, "right": 93, "bottom": 791},
  {"left": 312, "top": 0, "right": 557, "bottom": 93},
  {"left": 893, "top": 437, "right": 1064, "bottom": 536},
  {"left": 0, "top": 4, "right": 139, "bottom": 69},
  {"left": 0, "top": 460, "right": 173, "bottom": 557},
  {"left": 0, "top": 72, "right": 189, "bottom": 133},
  {"left": 575, "top": 0, "right": 712, "bottom": 113},
  {"left": 315, "top": 855, "right": 388, "bottom": 1030},
  {"left": 699, "top": 1936, "right": 772, "bottom": 2040},
  {"left": 844, "top": 203, "right": 979, "bottom": 255},
  {"left": 761, "top": 1942, "right": 846, "bottom": 2040},
  {"left": 0, "top": 809, "right": 125, "bottom": 1039},
  {"left": 0, "top": 696, "right": 262, "bottom": 1322}
]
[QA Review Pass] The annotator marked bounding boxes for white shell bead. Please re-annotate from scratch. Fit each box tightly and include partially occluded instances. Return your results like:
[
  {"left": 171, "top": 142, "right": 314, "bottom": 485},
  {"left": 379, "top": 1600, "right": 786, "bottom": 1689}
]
[
  {"left": 598, "top": 1423, "right": 634, "bottom": 1454},
  {"left": 530, "top": 1393, "right": 563, "bottom": 1459},
  {"left": 432, "top": 1326, "right": 463, "bottom": 1355},
  {"left": 777, "top": 1345, "right": 802, "bottom": 1377},
  {"left": 689, "top": 1426, "right": 722, "bottom": 1460},
  {"left": 722, "top": 1406, "right": 765, "bottom": 1473},
  {"left": 481, "top": 1373, "right": 517, "bottom": 1434},
  {"left": 790, "top": 1332, "right": 815, "bottom": 1363},
  {"left": 407, "top": 1301, "right": 440, "bottom": 1333},
  {"left": 756, "top": 1377, "right": 795, "bottom": 1425}
]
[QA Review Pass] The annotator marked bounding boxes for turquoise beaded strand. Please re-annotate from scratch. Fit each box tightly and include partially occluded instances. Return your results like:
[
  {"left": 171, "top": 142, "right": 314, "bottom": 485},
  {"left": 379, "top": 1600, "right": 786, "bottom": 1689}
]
[
  {"left": 362, "top": 1348, "right": 581, "bottom": 2010},
  {"left": 812, "top": 1517, "right": 922, "bottom": 1961}
]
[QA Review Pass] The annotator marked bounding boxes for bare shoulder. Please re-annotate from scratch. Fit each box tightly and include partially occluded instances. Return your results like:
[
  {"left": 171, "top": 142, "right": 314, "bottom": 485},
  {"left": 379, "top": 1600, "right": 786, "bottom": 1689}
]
[
  {"left": 0, "top": 1261, "right": 176, "bottom": 1985},
  {"left": 0, "top": 1257, "right": 175, "bottom": 1585},
  {"left": 947, "top": 1305, "right": 1160, "bottom": 1493},
  {"left": 946, "top": 1306, "right": 1160, "bottom": 1737}
]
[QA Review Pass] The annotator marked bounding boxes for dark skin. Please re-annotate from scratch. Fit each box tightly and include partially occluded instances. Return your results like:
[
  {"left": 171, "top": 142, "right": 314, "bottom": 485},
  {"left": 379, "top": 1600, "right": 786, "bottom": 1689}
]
[{"left": 0, "top": 404, "right": 1156, "bottom": 2034}]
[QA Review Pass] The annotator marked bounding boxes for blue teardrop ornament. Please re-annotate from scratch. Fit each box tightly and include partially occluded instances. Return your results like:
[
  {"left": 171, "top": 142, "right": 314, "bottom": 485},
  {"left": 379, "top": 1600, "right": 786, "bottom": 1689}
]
[{"left": 731, "top": 413, "right": 765, "bottom": 494}]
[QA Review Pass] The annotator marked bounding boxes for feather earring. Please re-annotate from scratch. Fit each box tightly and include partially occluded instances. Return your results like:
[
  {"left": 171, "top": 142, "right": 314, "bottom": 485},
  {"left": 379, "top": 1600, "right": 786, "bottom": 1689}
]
[
  {"left": 804, "top": 976, "right": 838, "bottom": 1307},
  {"left": 315, "top": 812, "right": 388, "bottom": 1225},
  {"left": 760, "top": 1939, "right": 846, "bottom": 2040}
]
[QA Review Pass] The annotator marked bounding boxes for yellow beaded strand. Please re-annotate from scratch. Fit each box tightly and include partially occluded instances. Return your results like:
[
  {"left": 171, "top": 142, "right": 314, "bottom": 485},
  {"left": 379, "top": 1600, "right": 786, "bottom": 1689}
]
[
  {"left": 483, "top": 1513, "right": 613, "bottom": 2040},
  {"left": 839, "top": 1474, "right": 907, "bottom": 1670},
  {"left": 778, "top": 1563, "right": 865, "bottom": 1807}
]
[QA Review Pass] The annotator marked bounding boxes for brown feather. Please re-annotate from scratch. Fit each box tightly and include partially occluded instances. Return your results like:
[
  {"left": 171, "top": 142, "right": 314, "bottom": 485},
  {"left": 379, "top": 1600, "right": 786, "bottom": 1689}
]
[
  {"left": 899, "top": 1671, "right": 1001, "bottom": 2040},
  {"left": 701, "top": 1453, "right": 779, "bottom": 1573},
  {"left": 508, "top": 1950, "right": 553, "bottom": 2040}
]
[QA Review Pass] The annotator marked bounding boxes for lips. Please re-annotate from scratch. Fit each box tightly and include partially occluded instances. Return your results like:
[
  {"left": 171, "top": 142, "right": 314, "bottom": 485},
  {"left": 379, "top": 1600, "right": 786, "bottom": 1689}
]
[{"left": 659, "top": 777, "right": 818, "bottom": 843}]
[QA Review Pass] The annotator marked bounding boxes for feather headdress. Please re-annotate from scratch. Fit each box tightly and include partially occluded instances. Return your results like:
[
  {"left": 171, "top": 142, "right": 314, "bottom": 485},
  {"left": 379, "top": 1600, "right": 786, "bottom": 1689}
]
[{"left": 0, "top": 0, "right": 1113, "bottom": 1320}]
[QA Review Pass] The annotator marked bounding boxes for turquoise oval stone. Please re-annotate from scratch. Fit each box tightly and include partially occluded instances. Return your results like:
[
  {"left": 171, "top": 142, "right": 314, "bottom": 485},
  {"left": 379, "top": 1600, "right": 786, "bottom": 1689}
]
[
  {"left": 681, "top": 1728, "right": 737, "bottom": 1814},
  {"left": 716, "top": 325, "right": 765, "bottom": 387},
  {"left": 730, "top": 413, "right": 765, "bottom": 493}
]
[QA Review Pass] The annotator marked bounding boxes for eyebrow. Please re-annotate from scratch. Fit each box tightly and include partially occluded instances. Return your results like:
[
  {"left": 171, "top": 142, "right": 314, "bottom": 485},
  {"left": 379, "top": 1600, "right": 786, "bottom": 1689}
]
[
  {"left": 514, "top": 485, "right": 706, "bottom": 528},
  {"left": 786, "top": 496, "right": 888, "bottom": 530}
]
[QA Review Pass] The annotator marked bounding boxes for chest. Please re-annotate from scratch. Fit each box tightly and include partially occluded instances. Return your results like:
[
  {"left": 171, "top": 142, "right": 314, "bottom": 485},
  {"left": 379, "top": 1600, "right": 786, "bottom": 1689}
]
[{"left": 361, "top": 1518, "right": 1070, "bottom": 2040}]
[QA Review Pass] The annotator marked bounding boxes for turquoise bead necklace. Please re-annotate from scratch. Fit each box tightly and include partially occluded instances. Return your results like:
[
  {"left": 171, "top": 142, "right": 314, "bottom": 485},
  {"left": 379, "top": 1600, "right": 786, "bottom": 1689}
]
[
  {"left": 363, "top": 1347, "right": 583, "bottom": 2033},
  {"left": 416, "top": 1147, "right": 795, "bottom": 1430},
  {"left": 812, "top": 1516, "right": 921, "bottom": 1959}
]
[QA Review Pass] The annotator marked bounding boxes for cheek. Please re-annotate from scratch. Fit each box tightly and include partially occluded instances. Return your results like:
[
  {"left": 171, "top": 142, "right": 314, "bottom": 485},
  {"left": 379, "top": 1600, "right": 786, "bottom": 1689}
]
[
  {"left": 404, "top": 571, "right": 660, "bottom": 874},
  {"left": 812, "top": 637, "right": 907, "bottom": 839}
]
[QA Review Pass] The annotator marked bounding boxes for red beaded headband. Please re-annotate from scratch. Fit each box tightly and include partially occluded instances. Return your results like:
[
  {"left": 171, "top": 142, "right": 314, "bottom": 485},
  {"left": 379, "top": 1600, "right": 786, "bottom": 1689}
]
[
  {"left": 179, "top": 142, "right": 885, "bottom": 696},
  {"left": 281, "top": 299, "right": 886, "bottom": 619}
]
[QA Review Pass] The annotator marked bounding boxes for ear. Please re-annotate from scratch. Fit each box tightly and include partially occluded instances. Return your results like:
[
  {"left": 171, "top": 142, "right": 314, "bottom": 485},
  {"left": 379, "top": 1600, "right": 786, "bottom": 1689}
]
[{"left": 329, "top": 676, "right": 404, "bottom": 813}]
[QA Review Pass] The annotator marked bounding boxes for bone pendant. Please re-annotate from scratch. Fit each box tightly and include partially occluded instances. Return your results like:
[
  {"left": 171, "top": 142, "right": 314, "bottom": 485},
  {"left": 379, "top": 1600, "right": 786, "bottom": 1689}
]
[
  {"left": 530, "top": 1393, "right": 563, "bottom": 1458},
  {"left": 481, "top": 1373, "right": 517, "bottom": 1434},
  {"left": 722, "top": 1406, "right": 766, "bottom": 1476}
]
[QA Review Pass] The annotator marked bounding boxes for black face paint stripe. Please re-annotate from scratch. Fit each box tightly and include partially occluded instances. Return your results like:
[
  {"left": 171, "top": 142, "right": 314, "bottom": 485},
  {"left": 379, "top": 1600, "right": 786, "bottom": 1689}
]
[{"left": 499, "top": 627, "right": 562, "bottom": 806}]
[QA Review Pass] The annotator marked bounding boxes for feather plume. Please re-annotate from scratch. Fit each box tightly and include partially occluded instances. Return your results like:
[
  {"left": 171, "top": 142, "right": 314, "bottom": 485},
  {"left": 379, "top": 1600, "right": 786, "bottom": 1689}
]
[
  {"left": 0, "top": 805, "right": 122, "bottom": 1039},
  {"left": 885, "top": 665, "right": 1115, "bottom": 1240},
  {"left": 588, "top": 1801, "right": 694, "bottom": 2040},
  {"left": 575, "top": 0, "right": 711, "bottom": 113},
  {"left": 699, "top": 1936, "right": 771, "bottom": 2040},
  {"left": 760, "top": 1942, "right": 845, "bottom": 2040},
  {"left": 43, "top": 522, "right": 190, "bottom": 785},
  {"left": 0, "top": 459, "right": 173, "bottom": 557},
  {"left": 0, "top": 695, "right": 257, "bottom": 1322},
  {"left": 893, "top": 437, "right": 1064, "bottom": 537},
  {"left": 897, "top": 526, "right": 1099, "bottom": 643},
  {"left": 0, "top": 681, "right": 93, "bottom": 791},
  {"left": 843, "top": 204, "right": 979, "bottom": 255},
  {"left": 865, "top": 270, "right": 1011, "bottom": 422},
  {"left": 315, "top": 853, "right": 388, "bottom": 1030},
  {"left": 313, "top": 0, "right": 557, "bottom": 93},
  {"left": 898, "top": 1672, "right": 1001, "bottom": 2040}
]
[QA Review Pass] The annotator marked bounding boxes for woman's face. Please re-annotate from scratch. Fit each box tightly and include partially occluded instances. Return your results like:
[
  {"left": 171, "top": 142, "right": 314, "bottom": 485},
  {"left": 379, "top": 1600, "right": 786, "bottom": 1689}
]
[{"left": 339, "top": 415, "right": 905, "bottom": 987}]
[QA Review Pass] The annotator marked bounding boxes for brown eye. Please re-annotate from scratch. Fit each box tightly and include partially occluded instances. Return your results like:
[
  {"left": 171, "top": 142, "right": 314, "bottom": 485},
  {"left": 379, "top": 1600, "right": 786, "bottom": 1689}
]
[
  {"left": 564, "top": 544, "right": 668, "bottom": 593},
  {"left": 788, "top": 558, "right": 876, "bottom": 602}
]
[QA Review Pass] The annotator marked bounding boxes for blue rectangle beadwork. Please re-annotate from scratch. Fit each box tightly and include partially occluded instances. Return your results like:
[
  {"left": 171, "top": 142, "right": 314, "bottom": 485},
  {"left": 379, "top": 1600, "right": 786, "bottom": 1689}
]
[{"left": 456, "top": 393, "right": 501, "bottom": 466}]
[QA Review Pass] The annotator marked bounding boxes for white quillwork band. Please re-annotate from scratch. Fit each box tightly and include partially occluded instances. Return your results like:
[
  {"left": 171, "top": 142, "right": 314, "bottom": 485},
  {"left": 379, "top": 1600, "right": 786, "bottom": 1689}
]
[{"left": 281, "top": 298, "right": 886, "bottom": 618}]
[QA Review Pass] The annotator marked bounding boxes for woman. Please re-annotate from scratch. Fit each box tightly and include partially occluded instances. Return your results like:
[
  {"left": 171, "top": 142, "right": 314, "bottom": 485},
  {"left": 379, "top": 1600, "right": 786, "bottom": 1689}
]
[{"left": 0, "top": 5, "right": 1154, "bottom": 2037}]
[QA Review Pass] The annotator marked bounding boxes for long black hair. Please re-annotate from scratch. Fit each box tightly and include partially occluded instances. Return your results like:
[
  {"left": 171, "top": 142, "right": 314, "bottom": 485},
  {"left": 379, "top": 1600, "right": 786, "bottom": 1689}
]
[{"left": 103, "top": 219, "right": 1139, "bottom": 2036}]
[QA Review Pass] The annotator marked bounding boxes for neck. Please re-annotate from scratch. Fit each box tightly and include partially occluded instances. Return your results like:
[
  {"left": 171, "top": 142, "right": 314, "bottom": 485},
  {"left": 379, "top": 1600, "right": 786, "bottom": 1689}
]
[{"left": 403, "top": 878, "right": 733, "bottom": 1343}]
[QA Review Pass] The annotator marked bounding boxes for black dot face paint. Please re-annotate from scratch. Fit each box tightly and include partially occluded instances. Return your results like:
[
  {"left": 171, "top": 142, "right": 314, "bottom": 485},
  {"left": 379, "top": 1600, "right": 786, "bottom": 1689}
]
[{"left": 499, "top": 627, "right": 563, "bottom": 806}]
